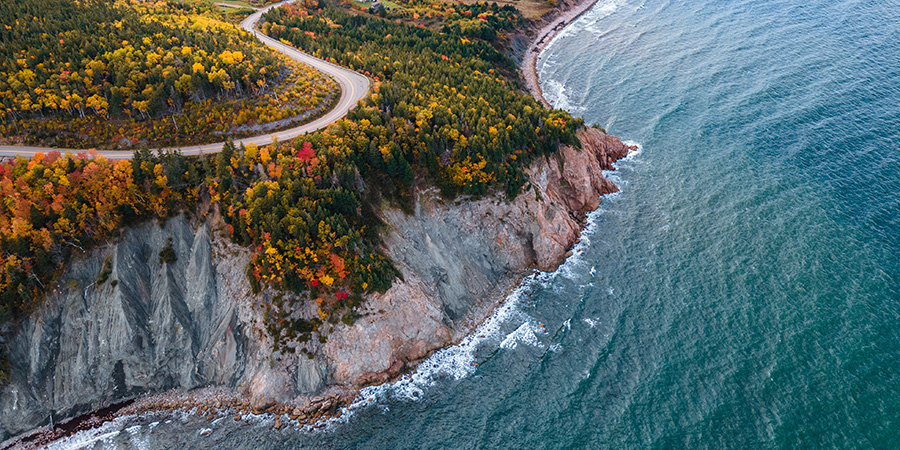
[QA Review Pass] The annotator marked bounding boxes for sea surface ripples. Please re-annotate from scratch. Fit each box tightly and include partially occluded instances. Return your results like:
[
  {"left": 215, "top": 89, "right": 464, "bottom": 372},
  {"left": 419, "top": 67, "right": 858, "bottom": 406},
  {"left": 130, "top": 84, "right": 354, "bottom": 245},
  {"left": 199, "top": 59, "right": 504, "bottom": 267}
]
[{"left": 54, "top": 0, "right": 900, "bottom": 448}]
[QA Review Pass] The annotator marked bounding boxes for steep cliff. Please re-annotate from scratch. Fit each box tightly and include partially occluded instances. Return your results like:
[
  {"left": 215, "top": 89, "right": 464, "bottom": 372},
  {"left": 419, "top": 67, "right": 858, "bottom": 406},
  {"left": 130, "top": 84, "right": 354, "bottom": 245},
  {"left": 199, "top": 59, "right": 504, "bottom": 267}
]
[
  {"left": 322, "top": 127, "right": 629, "bottom": 386},
  {"left": 0, "top": 216, "right": 258, "bottom": 439},
  {"left": 0, "top": 127, "right": 630, "bottom": 440}
]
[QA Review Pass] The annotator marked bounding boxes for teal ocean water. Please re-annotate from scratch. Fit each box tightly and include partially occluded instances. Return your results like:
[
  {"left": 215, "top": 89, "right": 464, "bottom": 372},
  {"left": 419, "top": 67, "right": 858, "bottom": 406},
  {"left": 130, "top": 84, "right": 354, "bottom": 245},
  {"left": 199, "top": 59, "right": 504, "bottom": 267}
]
[{"left": 51, "top": 0, "right": 900, "bottom": 448}]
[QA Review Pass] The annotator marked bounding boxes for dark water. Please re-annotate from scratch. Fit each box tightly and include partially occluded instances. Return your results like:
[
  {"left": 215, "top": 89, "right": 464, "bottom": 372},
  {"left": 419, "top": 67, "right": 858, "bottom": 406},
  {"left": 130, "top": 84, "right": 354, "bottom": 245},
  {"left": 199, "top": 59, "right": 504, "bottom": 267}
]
[{"left": 52, "top": 0, "right": 900, "bottom": 448}]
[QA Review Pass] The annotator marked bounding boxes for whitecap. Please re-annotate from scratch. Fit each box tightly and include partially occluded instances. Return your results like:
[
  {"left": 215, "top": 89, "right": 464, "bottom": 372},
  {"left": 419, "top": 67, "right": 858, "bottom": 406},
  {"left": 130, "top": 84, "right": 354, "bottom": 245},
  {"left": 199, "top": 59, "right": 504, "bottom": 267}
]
[
  {"left": 622, "top": 140, "right": 643, "bottom": 160},
  {"left": 43, "top": 418, "right": 130, "bottom": 450},
  {"left": 499, "top": 321, "right": 546, "bottom": 350},
  {"left": 547, "top": 0, "right": 626, "bottom": 49},
  {"left": 579, "top": 0, "right": 627, "bottom": 37}
]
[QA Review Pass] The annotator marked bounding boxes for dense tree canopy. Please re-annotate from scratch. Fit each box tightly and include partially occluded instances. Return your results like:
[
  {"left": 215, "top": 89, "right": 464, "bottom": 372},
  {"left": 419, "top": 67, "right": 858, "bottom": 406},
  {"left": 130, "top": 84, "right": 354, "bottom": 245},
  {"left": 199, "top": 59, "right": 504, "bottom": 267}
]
[
  {"left": 261, "top": 1, "right": 582, "bottom": 199},
  {"left": 0, "top": 0, "right": 585, "bottom": 360},
  {"left": 0, "top": 0, "right": 337, "bottom": 148},
  {"left": 442, "top": 1, "right": 523, "bottom": 41}
]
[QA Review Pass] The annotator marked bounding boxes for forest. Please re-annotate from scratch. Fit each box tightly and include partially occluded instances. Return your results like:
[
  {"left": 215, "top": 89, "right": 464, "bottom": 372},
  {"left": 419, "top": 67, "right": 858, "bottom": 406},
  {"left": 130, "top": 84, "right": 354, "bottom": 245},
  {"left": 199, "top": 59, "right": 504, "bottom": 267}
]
[
  {"left": 0, "top": 139, "right": 400, "bottom": 361},
  {"left": 0, "top": 0, "right": 337, "bottom": 148},
  {"left": 442, "top": 2, "right": 523, "bottom": 42},
  {"left": 0, "top": 0, "right": 584, "bottom": 367},
  {"left": 236, "top": 0, "right": 582, "bottom": 346},
  {"left": 260, "top": 1, "right": 582, "bottom": 199}
]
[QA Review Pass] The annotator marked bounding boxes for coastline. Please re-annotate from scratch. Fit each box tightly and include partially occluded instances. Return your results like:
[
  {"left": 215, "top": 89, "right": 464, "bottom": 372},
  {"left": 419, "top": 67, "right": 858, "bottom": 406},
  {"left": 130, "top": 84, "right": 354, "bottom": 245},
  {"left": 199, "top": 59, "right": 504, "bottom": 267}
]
[
  {"left": 522, "top": 0, "right": 600, "bottom": 107},
  {"left": 1, "top": 1, "right": 620, "bottom": 447},
  {"left": 2, "top": 129, "right": 634, "bottom": 450}
]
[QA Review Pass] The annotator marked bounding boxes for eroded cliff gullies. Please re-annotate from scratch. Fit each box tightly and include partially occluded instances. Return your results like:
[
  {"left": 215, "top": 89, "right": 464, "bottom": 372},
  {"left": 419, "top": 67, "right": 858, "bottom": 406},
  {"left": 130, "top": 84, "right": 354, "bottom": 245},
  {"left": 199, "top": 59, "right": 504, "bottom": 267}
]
[
  {"left": 0, "top": 215, "right": 261, "bottom": 439},
  {"left": 323, "top": 127, "right": 629, "bottom": 386},
  {"left": 0, "top": 127, "right": 630, "bottom": 440}
]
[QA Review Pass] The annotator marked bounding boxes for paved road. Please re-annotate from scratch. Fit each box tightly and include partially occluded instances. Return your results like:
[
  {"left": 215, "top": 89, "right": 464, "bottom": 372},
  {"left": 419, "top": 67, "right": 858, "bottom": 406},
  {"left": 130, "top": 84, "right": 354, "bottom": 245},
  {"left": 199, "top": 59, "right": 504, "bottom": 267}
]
[
  {"left": 217, "top": 2, "right": 258, "bottom": 9},
  {"left": 0, "top": 0, "right": 370, "bottom": 159}
]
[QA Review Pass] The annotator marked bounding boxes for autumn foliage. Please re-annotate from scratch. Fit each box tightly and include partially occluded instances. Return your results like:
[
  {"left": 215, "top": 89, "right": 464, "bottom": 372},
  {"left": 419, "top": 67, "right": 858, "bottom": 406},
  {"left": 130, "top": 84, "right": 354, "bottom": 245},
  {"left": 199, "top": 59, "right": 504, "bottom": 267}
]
[
  {"left": 0, "top": 0, "right": 585, "bottom": 357},
  {"left": 261, "top": 2, "right": 582, "bottom": 200},
  {"left": 0, "top": 150, "right": 200, "bottom": 324},
  {"left": 0, "top": 0, "right": 338, "bottom": 149},
  {"left": 210, "top": 140, "right": 398, "bottom": 349}
]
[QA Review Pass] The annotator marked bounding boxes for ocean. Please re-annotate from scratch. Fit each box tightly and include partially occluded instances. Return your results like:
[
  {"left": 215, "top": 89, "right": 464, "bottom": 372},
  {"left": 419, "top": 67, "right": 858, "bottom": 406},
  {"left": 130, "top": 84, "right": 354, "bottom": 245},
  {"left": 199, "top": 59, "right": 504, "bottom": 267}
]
[{"left": 49, "top": 0, "right": 900, "bottom": 448}]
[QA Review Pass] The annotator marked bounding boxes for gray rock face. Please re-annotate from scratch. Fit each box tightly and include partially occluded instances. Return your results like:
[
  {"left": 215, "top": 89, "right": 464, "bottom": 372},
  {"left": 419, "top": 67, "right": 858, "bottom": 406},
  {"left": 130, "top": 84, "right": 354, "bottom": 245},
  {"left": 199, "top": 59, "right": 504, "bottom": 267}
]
[
  {"left": 0, "top": 216, "right": 257, "bottom": 438},
  {"left": 322, "top": 128, "right": 630, "bottom": 385},
  {"left": 296, "top": 356, "right": 327, "bottom": 395},
  {"left": 0, "top": 128, "right": 631, "bottom": 440}
]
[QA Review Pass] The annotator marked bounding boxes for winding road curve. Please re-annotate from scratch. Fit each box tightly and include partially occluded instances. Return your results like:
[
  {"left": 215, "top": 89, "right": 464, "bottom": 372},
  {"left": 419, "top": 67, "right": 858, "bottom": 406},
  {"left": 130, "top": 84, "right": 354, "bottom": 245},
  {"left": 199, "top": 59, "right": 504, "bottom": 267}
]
[{"left": 0, "top": 0, "right": 370, "bottom": 159}]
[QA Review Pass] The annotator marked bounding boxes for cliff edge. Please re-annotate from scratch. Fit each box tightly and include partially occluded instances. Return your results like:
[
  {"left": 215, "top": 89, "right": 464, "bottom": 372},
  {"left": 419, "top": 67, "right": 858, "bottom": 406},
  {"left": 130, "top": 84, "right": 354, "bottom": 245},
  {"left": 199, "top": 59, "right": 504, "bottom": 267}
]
[{"left": 0, "top": 127, "right": 630, "bottom": 440}]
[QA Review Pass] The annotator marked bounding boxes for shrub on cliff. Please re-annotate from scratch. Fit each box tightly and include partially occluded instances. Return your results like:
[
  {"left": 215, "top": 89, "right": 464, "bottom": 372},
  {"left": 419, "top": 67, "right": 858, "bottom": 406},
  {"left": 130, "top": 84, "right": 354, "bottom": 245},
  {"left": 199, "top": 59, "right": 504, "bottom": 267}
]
[
  {"left": 159, "top": 239, "right": 178, "bottom": 265},
  {"left": 0, "top": 350, "right": 7, "bottom": 383}
]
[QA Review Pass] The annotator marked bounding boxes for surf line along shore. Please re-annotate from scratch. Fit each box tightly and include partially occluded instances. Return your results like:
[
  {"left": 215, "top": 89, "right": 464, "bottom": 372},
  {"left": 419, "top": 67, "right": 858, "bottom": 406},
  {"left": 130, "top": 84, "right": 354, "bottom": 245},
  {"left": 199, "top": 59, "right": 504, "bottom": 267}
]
[
  {"left": 522, "top": 0, "right": 601, "bottom": 108},
  {"left": 0, "top": 0, "right": 631, "bottom": 446}
]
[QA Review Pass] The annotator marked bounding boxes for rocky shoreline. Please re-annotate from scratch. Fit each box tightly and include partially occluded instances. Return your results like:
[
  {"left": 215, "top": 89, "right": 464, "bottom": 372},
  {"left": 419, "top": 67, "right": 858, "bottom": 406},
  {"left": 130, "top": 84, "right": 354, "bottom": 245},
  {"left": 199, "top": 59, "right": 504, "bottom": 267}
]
[
  {"left": 1, "top": 129, "right": 632, "bottom": 449},
  {"left": 0, "top": 0, "right": 624, "bottom": 447}
]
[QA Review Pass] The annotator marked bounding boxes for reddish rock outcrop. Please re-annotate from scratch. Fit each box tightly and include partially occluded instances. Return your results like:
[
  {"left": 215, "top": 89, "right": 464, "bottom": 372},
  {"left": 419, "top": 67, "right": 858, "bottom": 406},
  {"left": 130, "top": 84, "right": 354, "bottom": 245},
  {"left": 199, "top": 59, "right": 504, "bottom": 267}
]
[
  {"left": 1, "top": 127, "right": 631, "bottom": 443},
  {"left": 322, "top": 127, "right": 632, "bottom": 386}
]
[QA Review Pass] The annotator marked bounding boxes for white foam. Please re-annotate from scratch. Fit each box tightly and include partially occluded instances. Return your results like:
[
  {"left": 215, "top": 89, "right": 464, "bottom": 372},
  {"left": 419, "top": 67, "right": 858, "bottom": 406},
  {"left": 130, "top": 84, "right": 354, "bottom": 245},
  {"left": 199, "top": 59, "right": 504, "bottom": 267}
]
[
  {"left": 546, "top": 0, "right": 626, "bottom": 50},
  {"left": 584, "top": 318, "right": 598, "bottom": 328},
  {"left": 43, "top": 417, "right": 132, "bottom": 450},
  {"left": 542, "top": 78, "right": 584, "bottom": 114},
  {"left": 348, "top": 272, "right": 553, "bottom": 409},
  {"left": 579, "top": 0, "right": 626, "bottom": 38},
  {"left": 622, "top": 140, "right": 643, "bottom": 160},
  {"left": 127, "top": 426, "right": 152, "bottom": 450},
  {"left": 499, "top": 321, "right": 546, "bottom": 350},
  {"left": 537, "top": 0, "right": 628, "bottom": 92}
]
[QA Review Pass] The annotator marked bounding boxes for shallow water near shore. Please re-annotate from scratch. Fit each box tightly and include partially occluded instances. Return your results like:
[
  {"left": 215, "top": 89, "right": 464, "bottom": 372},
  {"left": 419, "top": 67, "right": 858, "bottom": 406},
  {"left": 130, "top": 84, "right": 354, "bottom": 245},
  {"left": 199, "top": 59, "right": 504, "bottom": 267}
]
[{"left": 52, "top": 0, "right": 900, "bottom": 447}]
